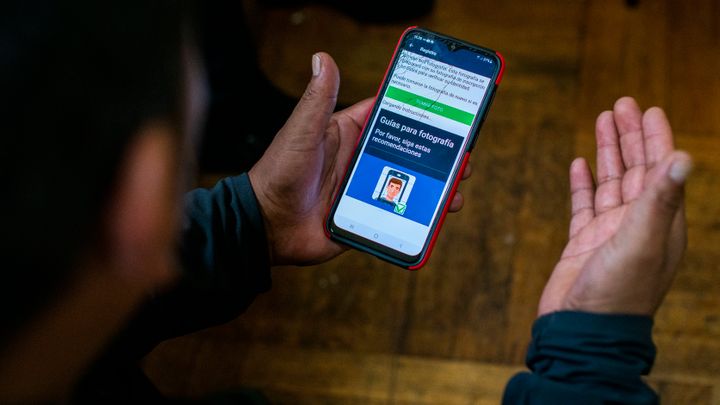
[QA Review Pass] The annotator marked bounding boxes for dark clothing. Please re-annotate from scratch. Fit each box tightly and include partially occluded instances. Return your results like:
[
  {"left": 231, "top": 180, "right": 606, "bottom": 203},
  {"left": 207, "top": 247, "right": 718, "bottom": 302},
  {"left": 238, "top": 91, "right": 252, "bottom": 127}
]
[
  {"left": 75, "top": 173, "right": 658, "bottom": 403},
  {"left": 74, "top": 174, "right": 272, "bottom": 403},
  {"left": 503, "top": 311, "right": 657, "bottom": 404}
]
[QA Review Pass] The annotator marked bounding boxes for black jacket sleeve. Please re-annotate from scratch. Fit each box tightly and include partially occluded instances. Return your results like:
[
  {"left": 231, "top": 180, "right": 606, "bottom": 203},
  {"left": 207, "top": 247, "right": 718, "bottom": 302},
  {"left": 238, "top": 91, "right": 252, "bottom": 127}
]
[
  {"left": 165, "top": 173, "right": 272, "bottom": 341},
  {"left": 115, "top": 174, "right": 272, "bottom": 356},
  {"left": 503, "top": 311, "right": 658, "bottom": 405},
  {"left": 74, "top": 174, "right": 272, "bottom": 402}
]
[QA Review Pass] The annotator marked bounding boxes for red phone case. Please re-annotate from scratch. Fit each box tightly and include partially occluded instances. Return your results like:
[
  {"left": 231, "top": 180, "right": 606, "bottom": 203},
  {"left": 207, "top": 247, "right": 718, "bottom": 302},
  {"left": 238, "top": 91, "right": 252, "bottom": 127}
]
[{"left": 325, "top": 27, "right": 505, "bottom": 270}]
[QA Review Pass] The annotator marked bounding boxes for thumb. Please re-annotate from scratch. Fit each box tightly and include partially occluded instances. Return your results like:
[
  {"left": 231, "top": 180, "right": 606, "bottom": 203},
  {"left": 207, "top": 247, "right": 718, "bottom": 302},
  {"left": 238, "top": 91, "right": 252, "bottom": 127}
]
[
  {"left": 280, "top": 52, "right": 340, "bottom": 144},
  {"left": 622, "top": 151, "right": 692, "bottom": 242}
]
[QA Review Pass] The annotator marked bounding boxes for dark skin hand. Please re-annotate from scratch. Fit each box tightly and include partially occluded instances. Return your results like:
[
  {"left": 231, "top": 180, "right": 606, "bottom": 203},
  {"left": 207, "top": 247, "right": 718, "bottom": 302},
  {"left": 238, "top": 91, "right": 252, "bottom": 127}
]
[
  {"left": 539, "top": 97, "right": 692, "bottom": 316},
  {"left": 249, "top": 52, "right": 470, "bottom": 266}
]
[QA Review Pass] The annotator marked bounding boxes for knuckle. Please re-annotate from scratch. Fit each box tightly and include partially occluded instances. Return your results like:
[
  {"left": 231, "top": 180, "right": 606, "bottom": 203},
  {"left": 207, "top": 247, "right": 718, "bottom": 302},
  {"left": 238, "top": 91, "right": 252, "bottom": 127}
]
[
  {"left": 301, "top": 86, "right": 320, "bottom": 102},
  {"left": 302, "top": 85, "right": 337, "bottom": 104}
]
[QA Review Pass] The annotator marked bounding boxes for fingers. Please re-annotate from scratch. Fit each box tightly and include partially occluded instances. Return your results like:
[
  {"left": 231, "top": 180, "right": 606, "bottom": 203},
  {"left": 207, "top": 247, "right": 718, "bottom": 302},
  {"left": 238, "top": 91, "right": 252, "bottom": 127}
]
[
  {"left": 620, "top": 151, "right": 692, "bottom": 248},
  {"left": 330, "top": 98, "right": 374, "bottom": 183},
  {"left": 642, "top": 107, "right": 675, "bottom": 170},
  {"left": 448, "top": 191, "right": 464, "bottom": 212},
  {"left": 281, "top": 52, "right": 340, "bottom": 148},
  {"left": 569, "top": 158, "right": 595, "bottom": 238},
  {"left": 445, "top": 160, "right": 472, "bottom": 212},
  {"left": 332, "top": 98, "right": 374, "bottom": 159},
  {"left": 336, "top": 97, "right": 374, "bottom": 130},
  {"left": 462, "top": 159, "right": 472, "bottom": 180},
  {"left": 613, "top": 97, "right": 646, "bottom": 202},
  {"left": 594, "top": 111, "right": 624, "bottom": 214},
  {"left": 614, "top": 97, "right": 645, "bottom": 167}
]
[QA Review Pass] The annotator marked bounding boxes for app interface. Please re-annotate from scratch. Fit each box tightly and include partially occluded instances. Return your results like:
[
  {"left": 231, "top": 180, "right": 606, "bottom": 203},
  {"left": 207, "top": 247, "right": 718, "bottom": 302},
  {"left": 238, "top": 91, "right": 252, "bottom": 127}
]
[{"left": 334, "top": 32, "right": 497, "bottom": 256}]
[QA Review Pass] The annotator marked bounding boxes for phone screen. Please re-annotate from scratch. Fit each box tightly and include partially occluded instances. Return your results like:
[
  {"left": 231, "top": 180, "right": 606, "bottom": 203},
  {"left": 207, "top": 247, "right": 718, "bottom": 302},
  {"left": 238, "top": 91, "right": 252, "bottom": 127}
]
[{"left": 329, "top": 28, "right": 501, "bottom": 265}]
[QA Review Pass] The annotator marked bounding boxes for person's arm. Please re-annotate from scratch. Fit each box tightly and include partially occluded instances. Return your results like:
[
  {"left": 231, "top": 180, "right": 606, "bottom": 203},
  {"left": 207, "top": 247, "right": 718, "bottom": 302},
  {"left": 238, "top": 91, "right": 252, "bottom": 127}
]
[
  {"left": 94, "top": 53, "right": 377, "bottom": 360},
  {"left": 73, "top": 173, "right": 273, "bottom": 401},
  {"left": 91, "top": 174, "right": 272, "bottom": 360},
  {"left": 504, "top": 312, "right": 657, "bottom": 404},
  {"left": 148, "top": 173, "right": 273, "bottom": 341},
  {"left": 503, "top": 97, "right": 691, "bottom": 404},
  {"left": 76, "top": 52, "right": 473, "bottom": 401}
]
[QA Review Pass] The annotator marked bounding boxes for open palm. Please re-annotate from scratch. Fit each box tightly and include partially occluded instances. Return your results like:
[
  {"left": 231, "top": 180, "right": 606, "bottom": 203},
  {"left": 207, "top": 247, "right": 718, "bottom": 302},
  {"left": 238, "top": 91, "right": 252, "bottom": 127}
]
[{"left": 539, "top": 97, "right": 691, "bottom": 316}]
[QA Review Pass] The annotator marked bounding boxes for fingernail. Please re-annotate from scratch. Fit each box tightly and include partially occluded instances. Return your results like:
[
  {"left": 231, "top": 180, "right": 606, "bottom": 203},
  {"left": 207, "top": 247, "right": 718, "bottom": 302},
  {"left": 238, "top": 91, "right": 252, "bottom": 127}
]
[
  {"left": 312, "top": 53, "right": 321, "bottom": 77},
  {"left": 669, "top": 158, "right": 692, "bottom": 183}
]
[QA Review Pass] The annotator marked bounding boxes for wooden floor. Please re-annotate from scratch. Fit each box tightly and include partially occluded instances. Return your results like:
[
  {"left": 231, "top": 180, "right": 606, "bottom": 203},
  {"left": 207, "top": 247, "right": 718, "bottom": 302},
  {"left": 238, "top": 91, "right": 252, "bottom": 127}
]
[{"left": 144, "top": 1, "right": 720, "bottom": 403}]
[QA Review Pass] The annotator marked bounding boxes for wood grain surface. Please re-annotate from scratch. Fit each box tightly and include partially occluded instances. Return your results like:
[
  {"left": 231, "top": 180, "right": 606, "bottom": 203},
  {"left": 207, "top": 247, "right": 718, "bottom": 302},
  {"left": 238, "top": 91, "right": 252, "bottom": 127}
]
[{"left": 146, "top": 0, "right": 720, "bottom": 403}]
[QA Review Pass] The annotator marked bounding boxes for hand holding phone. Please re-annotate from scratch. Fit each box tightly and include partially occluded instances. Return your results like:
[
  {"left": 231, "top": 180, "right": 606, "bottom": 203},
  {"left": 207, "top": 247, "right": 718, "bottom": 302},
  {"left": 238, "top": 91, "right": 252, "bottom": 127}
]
[{"left": 326, "top": 27, "right": 504, "bottom": 269}]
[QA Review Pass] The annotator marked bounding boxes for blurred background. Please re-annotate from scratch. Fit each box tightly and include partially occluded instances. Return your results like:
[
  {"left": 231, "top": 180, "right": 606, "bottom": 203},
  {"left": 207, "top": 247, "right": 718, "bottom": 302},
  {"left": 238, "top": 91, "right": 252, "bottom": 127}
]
[{"left": 145, "top": 0, "right": 720, "bottom": 403}]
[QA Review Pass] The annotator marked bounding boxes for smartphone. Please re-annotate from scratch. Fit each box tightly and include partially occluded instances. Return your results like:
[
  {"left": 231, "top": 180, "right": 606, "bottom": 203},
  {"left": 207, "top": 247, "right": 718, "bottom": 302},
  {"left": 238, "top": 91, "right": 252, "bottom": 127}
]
[{"left": 325, "top": 27, "right": 504, "bottom": 269}]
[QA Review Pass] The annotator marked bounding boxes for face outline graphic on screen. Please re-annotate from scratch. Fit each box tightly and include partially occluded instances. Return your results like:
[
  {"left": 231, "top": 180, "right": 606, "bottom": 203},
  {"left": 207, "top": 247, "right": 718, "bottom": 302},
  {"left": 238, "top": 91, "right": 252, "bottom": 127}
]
[{"left": 381, "top": 177, "right": 403, "bottom": 203}]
